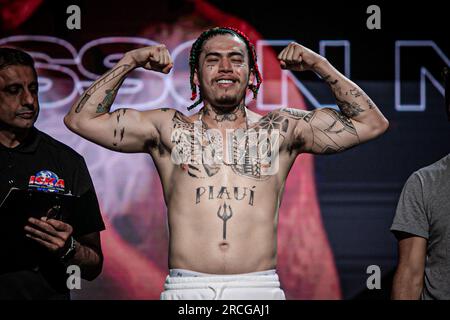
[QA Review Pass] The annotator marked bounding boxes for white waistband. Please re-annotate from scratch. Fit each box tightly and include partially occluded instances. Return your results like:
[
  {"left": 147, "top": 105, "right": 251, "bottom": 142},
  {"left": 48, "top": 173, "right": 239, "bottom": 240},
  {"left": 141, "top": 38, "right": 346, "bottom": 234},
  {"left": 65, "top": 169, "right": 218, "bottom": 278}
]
[
  {"left": 164, "top": 269, "right": 280, "bottom": 290},
  {"left": 169, "top": 268, "right": 276, "bottom": 277}
]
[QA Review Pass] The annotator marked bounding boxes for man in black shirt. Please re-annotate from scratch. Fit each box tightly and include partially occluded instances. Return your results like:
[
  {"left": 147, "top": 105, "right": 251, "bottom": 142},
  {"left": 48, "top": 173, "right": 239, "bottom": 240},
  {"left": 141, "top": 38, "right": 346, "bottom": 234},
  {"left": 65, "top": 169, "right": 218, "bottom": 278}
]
[{"left": 0, "top": 47, "right": 105, "bottom": 299}]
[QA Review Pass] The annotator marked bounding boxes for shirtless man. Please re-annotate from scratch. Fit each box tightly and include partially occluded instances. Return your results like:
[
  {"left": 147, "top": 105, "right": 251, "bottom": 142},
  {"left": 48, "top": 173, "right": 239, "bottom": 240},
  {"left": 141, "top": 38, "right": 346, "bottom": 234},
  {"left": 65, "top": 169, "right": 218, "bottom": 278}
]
[{"left": 64, "top": 27, "right": 389, "bottom": 300}]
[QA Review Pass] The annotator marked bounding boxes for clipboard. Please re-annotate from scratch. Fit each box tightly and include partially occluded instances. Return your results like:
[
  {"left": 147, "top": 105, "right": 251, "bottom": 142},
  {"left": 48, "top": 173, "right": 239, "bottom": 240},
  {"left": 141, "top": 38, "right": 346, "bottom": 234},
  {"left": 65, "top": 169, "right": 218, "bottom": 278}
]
[
  {"left": 0, "top": 187, "right": 78, "bottom": 222},
  {"left": 0, "top": 188, "right": 79, "bottom": 273}
]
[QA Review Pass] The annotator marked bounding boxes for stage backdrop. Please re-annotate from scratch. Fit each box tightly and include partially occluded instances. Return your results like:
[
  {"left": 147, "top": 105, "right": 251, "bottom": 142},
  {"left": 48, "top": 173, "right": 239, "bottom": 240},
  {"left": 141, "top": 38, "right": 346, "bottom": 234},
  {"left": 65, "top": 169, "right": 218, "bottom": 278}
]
[{"left": 1, "top": 0, "right": 449, "bottom": 299}]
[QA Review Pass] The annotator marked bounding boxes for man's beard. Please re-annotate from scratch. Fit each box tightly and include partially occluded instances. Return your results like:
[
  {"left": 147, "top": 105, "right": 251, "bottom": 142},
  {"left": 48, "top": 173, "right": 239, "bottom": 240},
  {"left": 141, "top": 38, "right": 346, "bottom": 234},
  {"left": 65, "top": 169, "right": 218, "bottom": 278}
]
[
  {"left": 198, "top": 84, "right": 246, "bottom": 108},
  {"left": 215, "top": 94, "right": 239, "bottom": 107},
  {"left": 210, "top": 88, "right": 247, "bottom": 108}
]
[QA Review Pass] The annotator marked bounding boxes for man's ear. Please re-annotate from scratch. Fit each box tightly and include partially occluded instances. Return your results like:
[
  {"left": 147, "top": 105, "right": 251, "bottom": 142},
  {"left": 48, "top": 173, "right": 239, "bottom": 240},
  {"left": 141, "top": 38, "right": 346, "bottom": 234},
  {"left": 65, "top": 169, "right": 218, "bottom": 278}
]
[
  {"left": 248, "top": 69, "right": 256, "bottom": 87},
  {"left": 193, "top": 69, "right": 200, "bottom": 86}
]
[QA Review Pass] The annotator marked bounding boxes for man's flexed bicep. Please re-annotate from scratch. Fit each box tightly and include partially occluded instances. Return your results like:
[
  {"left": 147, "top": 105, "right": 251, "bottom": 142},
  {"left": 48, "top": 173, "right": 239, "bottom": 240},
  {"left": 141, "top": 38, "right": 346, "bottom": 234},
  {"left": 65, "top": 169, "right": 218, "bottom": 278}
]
[
  {"left": 66, "top": 107, "right": 165, "bottom": 153},
  {"left": 278, "top": 42, "right": 389, "bottom": 155},
  {"left": 64, "top": 45, "right": 173, "bottom": 153},
  {"left": 295, "top": 108, "right": 377, "bottom": 155}
]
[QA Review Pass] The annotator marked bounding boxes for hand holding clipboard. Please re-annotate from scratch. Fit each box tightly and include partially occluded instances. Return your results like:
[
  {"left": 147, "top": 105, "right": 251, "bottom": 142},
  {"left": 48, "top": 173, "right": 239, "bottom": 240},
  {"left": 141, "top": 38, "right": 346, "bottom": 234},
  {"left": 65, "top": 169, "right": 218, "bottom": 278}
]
[{"left": 0, "top": 188, "right": 79, "bottom": 270}]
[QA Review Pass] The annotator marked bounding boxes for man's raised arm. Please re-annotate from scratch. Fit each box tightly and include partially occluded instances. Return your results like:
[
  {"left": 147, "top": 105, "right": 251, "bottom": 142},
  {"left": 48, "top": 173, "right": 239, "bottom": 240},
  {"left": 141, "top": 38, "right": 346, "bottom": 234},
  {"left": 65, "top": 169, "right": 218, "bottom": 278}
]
[
  {"left": 278, "top": 42, "right": 389, "bottom": 155},
  {"left": 64, "top": 45, "right": 173, "bottom": 153}
]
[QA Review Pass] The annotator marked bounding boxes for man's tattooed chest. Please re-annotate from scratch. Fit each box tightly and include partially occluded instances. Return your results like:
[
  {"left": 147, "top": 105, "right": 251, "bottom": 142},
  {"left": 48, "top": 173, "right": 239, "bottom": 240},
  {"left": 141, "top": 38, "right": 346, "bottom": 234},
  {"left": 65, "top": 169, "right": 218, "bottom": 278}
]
[{"left": 170, "top": 112, "right": 282, "bottom": 181}]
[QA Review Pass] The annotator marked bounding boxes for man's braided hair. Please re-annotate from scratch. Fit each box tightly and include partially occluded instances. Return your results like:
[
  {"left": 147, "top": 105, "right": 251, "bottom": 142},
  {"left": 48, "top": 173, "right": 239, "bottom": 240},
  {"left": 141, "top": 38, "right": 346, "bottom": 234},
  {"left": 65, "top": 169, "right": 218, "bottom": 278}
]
[{"left": 188, "top": 27, "right": 262, "bottom": 111}]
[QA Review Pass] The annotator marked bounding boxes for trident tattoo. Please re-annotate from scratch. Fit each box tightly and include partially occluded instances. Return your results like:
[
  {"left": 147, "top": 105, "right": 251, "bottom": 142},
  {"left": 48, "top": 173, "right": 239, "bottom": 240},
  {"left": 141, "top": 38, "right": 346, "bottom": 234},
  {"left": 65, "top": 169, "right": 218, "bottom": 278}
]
[{"left": 217, "top": 202, "right": 233, "bottom": 240}]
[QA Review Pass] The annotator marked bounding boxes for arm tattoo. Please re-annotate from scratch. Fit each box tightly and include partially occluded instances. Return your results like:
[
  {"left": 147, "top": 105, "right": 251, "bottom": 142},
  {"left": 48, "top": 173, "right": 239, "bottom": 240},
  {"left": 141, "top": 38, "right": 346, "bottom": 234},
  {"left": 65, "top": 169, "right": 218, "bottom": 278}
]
[
  {"left": 323, "top": 74, "right": 374, "bottom": 119},
  {"left": 96, "top": 89, "right": 115, "bottom": 113},
  {"left": 323, "top": 75, "right": 339, "bottom": 86},
  {"left": 75, "top": 94, "right": 91, "bottom": 113},
  {"left": 348, "top": 88, "right": 362, "bottom": 98},
  {"left": 335, "top": 98, "right": 365, "bottom": 118},
  {"left": 303, "top": 108, "right": 360, "bottom": 154},
  {"left": 111, "top": 108, "right": 127, "bottom": 149},
  {"left": 279, "top": 107, "right": 309, "bottom": 120},
  {"left": 95, "top": 77, "right": 126, "bottom": 114},
  {"left": 75, "top": 64, "right": 131, "bottom": 113},
  {"left": 87, "top": 64, "right": 131, "bottom": 95}
]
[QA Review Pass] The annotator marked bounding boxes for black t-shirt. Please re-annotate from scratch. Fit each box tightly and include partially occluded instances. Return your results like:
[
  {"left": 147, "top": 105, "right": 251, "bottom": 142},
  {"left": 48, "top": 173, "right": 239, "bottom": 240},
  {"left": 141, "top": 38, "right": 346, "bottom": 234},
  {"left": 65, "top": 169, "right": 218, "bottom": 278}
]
[{"left": 0, "top": 127, "right": 105, "bottom": 299}]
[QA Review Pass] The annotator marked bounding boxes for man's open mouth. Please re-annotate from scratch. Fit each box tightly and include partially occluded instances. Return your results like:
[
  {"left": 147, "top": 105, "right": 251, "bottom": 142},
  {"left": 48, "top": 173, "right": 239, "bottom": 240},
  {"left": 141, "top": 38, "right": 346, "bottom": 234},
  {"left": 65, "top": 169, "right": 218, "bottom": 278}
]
[
  {"left": 216, "top": 79, "right": 235, "bottom": 84},
  {"left": 215, "top": 78, "right": 237, "bottom": 87}
]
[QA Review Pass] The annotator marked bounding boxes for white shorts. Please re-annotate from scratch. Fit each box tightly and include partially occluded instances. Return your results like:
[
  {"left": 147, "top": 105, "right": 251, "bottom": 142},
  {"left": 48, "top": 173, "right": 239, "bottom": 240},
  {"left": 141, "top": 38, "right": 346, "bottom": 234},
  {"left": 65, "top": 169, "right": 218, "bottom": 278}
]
[{"left": 160, "top": 269, "right": 286, "bottom": 300}]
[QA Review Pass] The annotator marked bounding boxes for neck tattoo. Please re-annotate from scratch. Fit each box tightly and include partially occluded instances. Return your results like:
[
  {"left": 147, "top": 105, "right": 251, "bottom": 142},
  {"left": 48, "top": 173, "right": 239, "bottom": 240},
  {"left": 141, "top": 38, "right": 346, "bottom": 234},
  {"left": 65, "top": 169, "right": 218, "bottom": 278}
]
[
  {"left": 199, "top": 105, "right": 248, "bottom": 126},
  {"left": 200, "top": 105, "right": 246, "bottom": 123}
]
